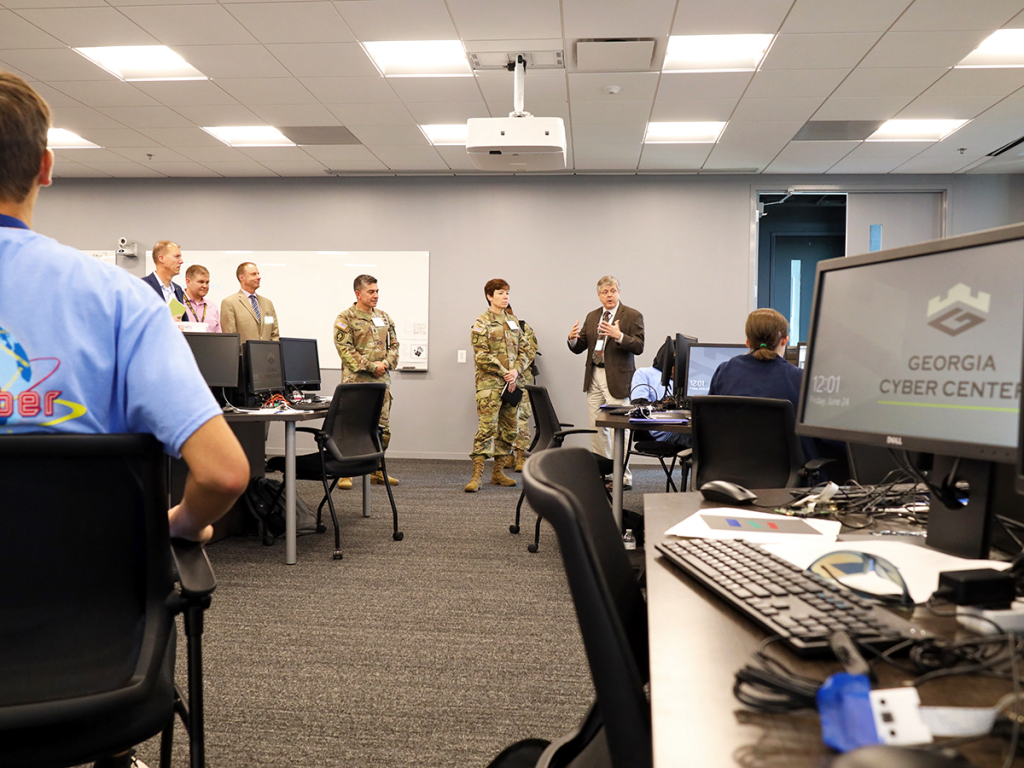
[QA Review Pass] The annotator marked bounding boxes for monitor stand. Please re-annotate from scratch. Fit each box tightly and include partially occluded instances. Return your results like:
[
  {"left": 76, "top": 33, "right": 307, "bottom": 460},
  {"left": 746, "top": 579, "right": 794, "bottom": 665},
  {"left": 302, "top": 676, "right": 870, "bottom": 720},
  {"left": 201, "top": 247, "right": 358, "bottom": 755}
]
[{"left": 927, "top": 457, "right": 1024, "bottom": 559}]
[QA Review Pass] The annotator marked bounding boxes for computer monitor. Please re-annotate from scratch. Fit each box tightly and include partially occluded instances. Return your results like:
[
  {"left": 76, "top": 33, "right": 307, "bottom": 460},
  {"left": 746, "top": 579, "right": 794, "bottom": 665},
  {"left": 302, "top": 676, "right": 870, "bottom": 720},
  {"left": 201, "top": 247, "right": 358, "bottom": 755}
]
[
  {"left": 183, "top": 332, "right": 240, "bottom": 388},
  {"left": 797, "top": 342, "right": 808, "bottom": 370},
  {"left": 280, "top": 337, "right": 322, "bottom": 392},
  {"left": 797, "top": 222, "right": 1024, "bottom": 558},
  {"left": 683, "top": 343, "right": 748, "bottom": 400},
  {"left": 244, "top": 340, "right": 284, "bottom": 396},
  {"left": 672, "top": 334, "right": 698, "bottom": 402}
]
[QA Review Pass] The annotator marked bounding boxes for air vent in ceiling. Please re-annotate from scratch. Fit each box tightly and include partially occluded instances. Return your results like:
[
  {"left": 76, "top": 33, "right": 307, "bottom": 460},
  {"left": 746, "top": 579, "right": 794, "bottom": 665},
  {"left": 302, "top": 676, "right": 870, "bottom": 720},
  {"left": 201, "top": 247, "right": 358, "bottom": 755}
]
[
  {"left": 279, "top": 126, "right": 360, "bottom": 146},
  {"left": 792, "top": 121, "right": 884, "bottom": 142},
  {"left": 987, "top": 134, "right": 1024, "bottom": 157}
]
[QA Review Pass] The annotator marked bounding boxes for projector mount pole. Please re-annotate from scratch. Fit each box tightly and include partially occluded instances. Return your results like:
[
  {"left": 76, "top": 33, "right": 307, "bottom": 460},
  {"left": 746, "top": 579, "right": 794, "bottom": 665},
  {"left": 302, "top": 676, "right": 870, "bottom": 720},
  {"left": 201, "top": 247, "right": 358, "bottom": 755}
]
[{"left": 508, "top": 54, "right": 531, "bottom": 118}]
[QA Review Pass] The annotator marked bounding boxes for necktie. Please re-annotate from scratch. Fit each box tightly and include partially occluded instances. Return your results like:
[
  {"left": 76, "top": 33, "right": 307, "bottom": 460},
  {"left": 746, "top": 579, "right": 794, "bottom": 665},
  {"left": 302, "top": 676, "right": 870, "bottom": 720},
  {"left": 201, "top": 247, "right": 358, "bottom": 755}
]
[
  {"left": 249, "top": 294, "right": 261, "bottom": 324},
  {"left": 592, "top": 310, "right": 611, "bottom": 365}
]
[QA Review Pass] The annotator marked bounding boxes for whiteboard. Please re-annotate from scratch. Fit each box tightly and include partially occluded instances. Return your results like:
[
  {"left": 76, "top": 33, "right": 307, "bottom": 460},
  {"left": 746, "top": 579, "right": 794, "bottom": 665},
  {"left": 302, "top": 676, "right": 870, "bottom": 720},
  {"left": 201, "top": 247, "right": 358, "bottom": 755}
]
[{"left": 175, "top": 251, "right": 429, "bottom": 371}]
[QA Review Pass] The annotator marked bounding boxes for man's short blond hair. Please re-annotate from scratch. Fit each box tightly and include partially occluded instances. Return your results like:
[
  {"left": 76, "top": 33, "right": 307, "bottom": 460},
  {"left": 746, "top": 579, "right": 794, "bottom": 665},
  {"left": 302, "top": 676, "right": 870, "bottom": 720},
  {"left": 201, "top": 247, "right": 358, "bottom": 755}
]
[
  {"left": 185, "top": 264, "right": 209, "bottom": 280},
  {"left": 152, "top": 240, "right": 178, "bottom": 265},
  {"left": 236, "top": 262, "right": 255, "bottom": 279},
  {"left": 596, "top": 275, "right": 619, "bottom": 292}
]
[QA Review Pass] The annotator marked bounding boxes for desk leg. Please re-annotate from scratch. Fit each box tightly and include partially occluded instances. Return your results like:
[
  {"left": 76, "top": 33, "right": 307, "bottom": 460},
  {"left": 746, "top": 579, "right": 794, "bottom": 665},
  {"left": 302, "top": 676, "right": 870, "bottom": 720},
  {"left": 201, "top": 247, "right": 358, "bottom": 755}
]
[
  {"left": 362, "top": 475, "right": 371, "bottom": 517},
  {"left": 285, "top": 421, "right": 297, "bottom": 565},
  {"left": 612, "top": 426, "right": 624, "bottom": 532}
]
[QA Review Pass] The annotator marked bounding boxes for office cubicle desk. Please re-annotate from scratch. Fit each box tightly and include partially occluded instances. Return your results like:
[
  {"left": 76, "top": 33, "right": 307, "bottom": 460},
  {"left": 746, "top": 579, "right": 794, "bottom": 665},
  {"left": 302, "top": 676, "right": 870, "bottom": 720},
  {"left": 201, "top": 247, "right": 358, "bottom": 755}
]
[{"left": 644, "top": 493, "right": 1014, "bottom": 768}]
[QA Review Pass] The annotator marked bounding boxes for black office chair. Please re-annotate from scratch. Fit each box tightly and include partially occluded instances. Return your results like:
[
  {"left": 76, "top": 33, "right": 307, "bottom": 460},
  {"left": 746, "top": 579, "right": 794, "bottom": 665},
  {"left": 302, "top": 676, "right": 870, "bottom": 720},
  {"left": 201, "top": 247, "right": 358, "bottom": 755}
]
[
  {"left": 624, "top": 430, "right": 691, "bottom": 493},
  {"left": 276, "top": 382, "right": 402, "bottom": 560},
  {"left": 510, "top": 385, "right": 612, "bottom": 553},
  {"left": 0, "top": 434, "right": 216, "bottom": 768},
  {"left": 488, "top": 447, "right": 651, "bottom": 768},
  {"left": 689, "top": 396, "right": 823, "bottom": 490}
]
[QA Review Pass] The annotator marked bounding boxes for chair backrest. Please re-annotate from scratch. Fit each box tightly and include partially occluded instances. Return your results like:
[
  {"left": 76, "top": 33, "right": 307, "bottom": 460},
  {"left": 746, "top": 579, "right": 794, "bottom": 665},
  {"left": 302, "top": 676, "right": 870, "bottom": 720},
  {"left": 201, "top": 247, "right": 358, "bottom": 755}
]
[
  {"left": 0, "top": 434, "right": 174, "bottom": 749},
  {"left": 323, "top": 382, "right": 385, "bottom": 462},
  {"left": 690, "top": 395, "right": 805, "bottom": 490},
  {"left": 524, "top": 384, "right": 565, "bottom": 452},
  {"left": 847, "top": 442, "right": 910, "bottom": 484},
  {"left": 524, "top": 447, "right": 652, "bottom": 768}
]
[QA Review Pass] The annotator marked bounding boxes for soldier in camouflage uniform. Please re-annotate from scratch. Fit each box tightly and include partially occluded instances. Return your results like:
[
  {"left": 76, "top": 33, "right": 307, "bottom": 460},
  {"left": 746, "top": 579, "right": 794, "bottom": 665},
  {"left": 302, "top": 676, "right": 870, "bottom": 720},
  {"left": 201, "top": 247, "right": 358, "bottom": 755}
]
[
  {"left": 465, "top": 278, "right": 529, "bottom": 492},
  {"left": 334, "top": 274, "right": 400, "bottom": 486},
  {"left": 506, "top": 305, "right": 538, "bottom": 472}
]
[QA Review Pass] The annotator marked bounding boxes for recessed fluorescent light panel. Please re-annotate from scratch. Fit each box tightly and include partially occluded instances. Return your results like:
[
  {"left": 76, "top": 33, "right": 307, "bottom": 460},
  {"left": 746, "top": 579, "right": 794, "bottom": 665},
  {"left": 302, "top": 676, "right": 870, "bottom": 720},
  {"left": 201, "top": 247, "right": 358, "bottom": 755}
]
[
  {"left": 644, "top": 121, "right": 726, "bottom": 143},
  {"left": 421, "top": 124, "right": 468, "bottom": 145},
  {"left": 663, "top": 34, "right": 774, "bottom": 73},
  {"left": 48, "top": 128, "right": 100, "bottom": 149},
  {"left": 201, "top": 126, "right": 295, "bottom": 148},
  {"left": 75, "top": 46, "right": 206, "bottom": 82},
  {"left": 957, "top": 30, "right": 1024, "bottom": 68},
  {"left": 363, "top": 40, "right": 471, "bottom": 77},
  {"left": 866, "top": 119, "right": 969, "bottom": 142}
]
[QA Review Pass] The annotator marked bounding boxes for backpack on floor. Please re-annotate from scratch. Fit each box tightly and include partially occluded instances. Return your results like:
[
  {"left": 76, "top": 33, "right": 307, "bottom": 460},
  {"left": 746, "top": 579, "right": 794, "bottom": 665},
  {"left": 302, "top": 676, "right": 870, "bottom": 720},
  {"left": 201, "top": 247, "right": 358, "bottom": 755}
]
[{"left": 243, "top": 477, "right": 317, "bottom": 546}]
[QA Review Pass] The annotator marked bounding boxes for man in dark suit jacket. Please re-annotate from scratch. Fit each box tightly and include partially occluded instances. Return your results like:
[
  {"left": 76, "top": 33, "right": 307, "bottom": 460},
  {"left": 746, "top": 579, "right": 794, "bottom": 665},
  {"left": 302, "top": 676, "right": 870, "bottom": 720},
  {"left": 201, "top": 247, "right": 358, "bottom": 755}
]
[
  {"left": 141, "top": 240, "right": 185, "bottom": 308},
  {"left": 568, "top": 275, "right": 644, "bottom": 485}
]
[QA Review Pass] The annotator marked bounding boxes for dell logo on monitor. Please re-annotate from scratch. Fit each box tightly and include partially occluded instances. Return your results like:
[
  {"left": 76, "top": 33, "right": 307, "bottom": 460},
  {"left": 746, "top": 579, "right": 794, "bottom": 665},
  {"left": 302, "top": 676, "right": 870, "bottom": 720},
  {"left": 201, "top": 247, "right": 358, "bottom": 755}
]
[{"left": 886, "top": 435, "right": 903, "bottom": 446}]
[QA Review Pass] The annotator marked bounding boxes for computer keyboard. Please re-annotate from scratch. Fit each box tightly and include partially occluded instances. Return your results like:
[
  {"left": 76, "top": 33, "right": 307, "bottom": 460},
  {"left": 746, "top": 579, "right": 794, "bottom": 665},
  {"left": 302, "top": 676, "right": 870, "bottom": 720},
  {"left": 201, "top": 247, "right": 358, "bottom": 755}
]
[{"left": 655, "top": 539, "right": 933, "bottom": 657}]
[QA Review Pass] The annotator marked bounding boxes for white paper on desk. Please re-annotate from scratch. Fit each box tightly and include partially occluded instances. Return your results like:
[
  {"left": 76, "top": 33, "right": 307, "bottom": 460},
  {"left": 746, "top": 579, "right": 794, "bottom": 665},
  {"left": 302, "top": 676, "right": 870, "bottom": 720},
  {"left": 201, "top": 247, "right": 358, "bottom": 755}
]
[
  {"left": 664, "top": 508, "right": 841, "bottom": 544},
  {"left": 760, "top": 540, "right": 1009, "bottom": 605}
]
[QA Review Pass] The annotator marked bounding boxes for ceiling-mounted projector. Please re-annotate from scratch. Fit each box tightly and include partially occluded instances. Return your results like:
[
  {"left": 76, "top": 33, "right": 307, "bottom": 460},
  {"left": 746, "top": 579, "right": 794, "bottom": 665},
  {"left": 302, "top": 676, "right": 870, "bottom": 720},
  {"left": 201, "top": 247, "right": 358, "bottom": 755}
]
[{"left": 466, "top": 55, "right": 566, "bottom": 172}]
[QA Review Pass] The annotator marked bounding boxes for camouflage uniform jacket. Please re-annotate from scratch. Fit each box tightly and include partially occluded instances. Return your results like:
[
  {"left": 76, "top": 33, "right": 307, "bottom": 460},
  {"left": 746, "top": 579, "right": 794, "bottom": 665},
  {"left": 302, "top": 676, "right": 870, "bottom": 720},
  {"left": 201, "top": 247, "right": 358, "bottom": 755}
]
[
  {"left": 519, "top": 320, "right": 538, "bottom": 386},
  {"left": 334, "top": 304, "right": 399, "bottom": 382},
  {"left": 472, "top": 308, "right": 528, "bottom": 392}
]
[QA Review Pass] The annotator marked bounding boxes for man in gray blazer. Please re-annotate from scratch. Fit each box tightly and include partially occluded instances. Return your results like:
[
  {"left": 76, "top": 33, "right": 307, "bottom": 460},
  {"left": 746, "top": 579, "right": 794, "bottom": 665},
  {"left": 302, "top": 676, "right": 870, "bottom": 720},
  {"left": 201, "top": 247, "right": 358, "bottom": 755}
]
[
  {"left": 220, "top": 261, "right": 280, "bottom": 348},
  {"left": 568, "top": 275, "right": 645, "bottom": 486}
]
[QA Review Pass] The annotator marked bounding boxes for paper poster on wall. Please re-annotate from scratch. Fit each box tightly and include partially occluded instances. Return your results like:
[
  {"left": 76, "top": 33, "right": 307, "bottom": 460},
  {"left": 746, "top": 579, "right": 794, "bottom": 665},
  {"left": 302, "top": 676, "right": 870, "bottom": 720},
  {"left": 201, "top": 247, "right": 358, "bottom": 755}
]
[
  {"left": 173, "top": 251, "right": 429, "bottom": 371},
  {"left": 82, "top": 249, "right": 117, "bottom": 266}
]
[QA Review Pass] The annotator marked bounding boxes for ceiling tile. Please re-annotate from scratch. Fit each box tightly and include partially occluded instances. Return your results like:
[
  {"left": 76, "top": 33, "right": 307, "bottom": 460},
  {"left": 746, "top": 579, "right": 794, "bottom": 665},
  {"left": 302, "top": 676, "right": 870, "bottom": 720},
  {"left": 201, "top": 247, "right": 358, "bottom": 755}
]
[
  {"left": 573, "top": 143, "right": 642, "bottom": 169},
  {"left": 761, "top": 33, "right": 882, "bottom": 70},
  {"left": 53, "top": 148, "right": 131, "bottom": 164},
  {"left": 198, "top": 161, "right": 278, "bottom": 176},
  {"left": 386, "top": 77, "right": 483, "bottom": 104},
  {"left": 826, "top": 141, "right": 929, "bottom": 173},
  {"left": 333, "top": 0, "right": 458, "bottom": 41},
  {"left": 47, "top": 80, "right": 159, "bottom": 107},
  {"left": 831, "top": 67, "right": 948, "bottom": 98},
  {"left": 404, "top": 101, "right": 490, "bottom": 123},
  {"left": 5, "top": 0, "right": 111, "bottom": 9},
  {"left": 446, "top": 0, "right": 562, "bottom": 41},
  {"left": 656, "top": 72, "right": 751, "bottom": 101},
  {"left": 225, "top": 2, "right": 355, "bottom": 44},
  {"left": 171, "top": 104, "right": 262, "bottom": 124},
  {"left": 75, "top": 161, "right": 168, "bottom": 177},
  {"left": 106, "top": 0, "right": 218, "bottom": 5},
  {"left": 364, "top": 144, "right": 449, "bottom": 171},
  {"left": 573, "top": 122, "right": 645, "bottom": 144},
  {"left": 434, "top": 144, "right": 479, "bottom": 171},
  {"left": 764, "top": 140, "right": 859, "bottom": 172},
  {"left": 133, "top": 80, "right": 238, "bottom": 106},
  {"left": 238, "top": 146, "right": 327, "bottom": 169},
  {"left": 563, "top": 0, "right": 676, "bottom": 39},
  {"left": 573, "top": 100, "right": 654, "bottom": 123},
  {"left": 110, "top": 146, "right": 191, "bottom": 163},
  {"left": 637, "top": 142, "right": 713, "bottom": 170},
  {"left": 910, "top": 67, "right": 1024, "bottom": 102},
  {"left": 811, "top": 95, "right": 911, "bottom": 120},
  {"left": 966, "top": 156, "right": 1024, "bottom": 174},
  {"left": 569, "top": 72, "right": 659, "bottom": 102},
  {"left": 782, "top": 0, "right": 911, "bottom": 33},
  {"left": 144, "top": 161, "right": 223, "bottom": 177},
  {"left": 744, "top": 68, "right": 849, "bottom": 98},
  {"left": 345, "top": 124, "right": 428, "bottom": 146},
  {"left": 301, "top": 144, "right": 389, "bottom": 170},
  {"left": 894, "top": 154, "right": 976, "bottom": 173},
  {"left": 138, "top": 127, "right": 227, "bottom": 146},
  {"left": 52, "top": 161, "right": 111, "bottom": 179},
  {"left": 890, "top": 0, "right": 1024, "bottom": 31},
  {"left": 48, "top": 106, "right": 130, "bottom": 132},
  {"left": 300, "top": 76, "right": 400, "bottom": 104},
  {"left": 476, "top": 69, "right": 568, "bottom": 105},
  {"left": 249, "top": 104, "right": 341, "bottom": 126},
  {"left": 119, "top": 5, "right": 257, "bottom": 46},
  {"left": 16, "top": 7, "right": 156, "bottom": 47},
  {"left": 897, "top": 94, "right": 1005, "bottom": 119},
  {"left": 266, "top": 42, "right": 378, "bottom": 78},
  {"left": 858, "top": 30, "right": 991, "bottom": 68},
  {"left": 30, "top": 82, "right": 86, "bottom": 108},
  {"left": 705, "top": 122, "right": 803, "bottom": 169},
  {"left": 649, "top": 98, "right": 735, "bottom": 121},
  {"left": 172, "top": 45, "right": 291, "bottom": 79},
  {"left": 72, "top": 127, "right": 153, "bottom": 147},
  {"left": 216, "top": 78, "right": 318, "bottom": 105},
  {"left": 730, "top": 97, "right": 823, "bottom": 123},
  {"left": 97, "top": 106, "right": 195, "bottom": 128},
  {"left": 0, "top": 48, "right": 121, "bottom": 81},
  {"left": 672, "top": 0, "right": 792, "bottom": 35},
  {"left": 326, "top": 102, "right": 415, "bottom": 126},
  {"left": 169, "top": 145, "right": 249, "bottom": 163},
  {"left": 0, "top": 10, "right": 65, "bottom": 48}
]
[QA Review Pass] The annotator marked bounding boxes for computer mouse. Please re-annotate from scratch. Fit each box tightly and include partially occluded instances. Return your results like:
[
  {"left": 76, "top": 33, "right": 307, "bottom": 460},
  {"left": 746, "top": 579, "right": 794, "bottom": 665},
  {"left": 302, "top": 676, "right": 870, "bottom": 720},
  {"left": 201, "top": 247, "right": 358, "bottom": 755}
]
[
  {"left": 833, "top": 745, "right": 972, "bottom": 768},
  {"left": 699, "top": 480, "right": 758, "bottom": 505}
]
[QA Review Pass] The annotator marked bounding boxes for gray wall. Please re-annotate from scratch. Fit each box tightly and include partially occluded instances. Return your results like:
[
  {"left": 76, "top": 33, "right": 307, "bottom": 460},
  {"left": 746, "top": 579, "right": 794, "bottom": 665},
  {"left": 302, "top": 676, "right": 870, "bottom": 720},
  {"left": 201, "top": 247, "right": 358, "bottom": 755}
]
[{"left": 34, "top": 173, "right": 1024, "bottom": 459}]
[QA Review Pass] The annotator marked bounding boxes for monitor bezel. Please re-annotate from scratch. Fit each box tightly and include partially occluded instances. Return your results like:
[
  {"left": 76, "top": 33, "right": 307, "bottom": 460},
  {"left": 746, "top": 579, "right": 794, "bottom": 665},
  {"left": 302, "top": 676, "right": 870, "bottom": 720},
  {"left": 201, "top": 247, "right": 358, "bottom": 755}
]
[
  {"left": 183, "top": 332, "right": 240, "bottom": 388},
  {"left": 672, "top": 334, "right": 698, "bottom": 397},
  {"left": 279, "top": 336, "right": 322, "bottom": 391},
  {"left": 683, "top": 342, "right": 749, "bottom": 399},
  {"left": 244, "top": 339, "right": 284, "bottom": 395},
  {"left": 796, "top": 221, "right": 1024, "bottom": 466}
]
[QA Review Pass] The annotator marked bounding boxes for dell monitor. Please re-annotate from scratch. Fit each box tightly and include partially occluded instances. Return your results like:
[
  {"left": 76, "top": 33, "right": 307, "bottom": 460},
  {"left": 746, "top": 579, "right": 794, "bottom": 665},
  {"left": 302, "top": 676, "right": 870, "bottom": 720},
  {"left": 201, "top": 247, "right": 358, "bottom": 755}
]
[
  {"left": 183, "top": 332, "right": 240, "bottom": 388},
  {"left": 797, "top": 222, "right": 1024, "bottom": 558},
  {"left": 797, "top": 342, "right": 808, "bottom": 370},
  {"left": 244, "top": 340, "right": 284, "bottom": 396},
  {"left": 672, "top": 334, "right": 698, "bottom": 404},
  {"left": 280, "top": 337, "right": 322, "bottom": 393},
  {"left": 683, "top": 343, "right": 748, "bottom": 403}
]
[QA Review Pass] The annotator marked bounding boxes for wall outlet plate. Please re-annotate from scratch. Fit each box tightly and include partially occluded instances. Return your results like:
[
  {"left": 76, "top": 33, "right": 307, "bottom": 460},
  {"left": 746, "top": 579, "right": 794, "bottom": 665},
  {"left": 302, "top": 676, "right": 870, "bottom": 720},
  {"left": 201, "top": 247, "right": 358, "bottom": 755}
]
[{"left": 458, "top": 350, "right": 467, "bottom": 363}]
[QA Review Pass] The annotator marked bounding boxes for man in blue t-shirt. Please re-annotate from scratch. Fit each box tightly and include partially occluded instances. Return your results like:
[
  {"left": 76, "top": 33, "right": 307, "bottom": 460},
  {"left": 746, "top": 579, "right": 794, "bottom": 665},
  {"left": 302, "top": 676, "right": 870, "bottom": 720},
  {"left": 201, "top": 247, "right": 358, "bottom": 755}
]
[{"left": 0, "top": 70, "right": 249, "bottom": 768}]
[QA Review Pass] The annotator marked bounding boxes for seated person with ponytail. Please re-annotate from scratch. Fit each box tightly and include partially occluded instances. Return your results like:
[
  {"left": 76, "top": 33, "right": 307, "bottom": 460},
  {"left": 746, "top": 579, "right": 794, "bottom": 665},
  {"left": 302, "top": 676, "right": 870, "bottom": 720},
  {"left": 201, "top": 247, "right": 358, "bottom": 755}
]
[{"left": 708, "top": 308, "right": 802, "bottom": 408}]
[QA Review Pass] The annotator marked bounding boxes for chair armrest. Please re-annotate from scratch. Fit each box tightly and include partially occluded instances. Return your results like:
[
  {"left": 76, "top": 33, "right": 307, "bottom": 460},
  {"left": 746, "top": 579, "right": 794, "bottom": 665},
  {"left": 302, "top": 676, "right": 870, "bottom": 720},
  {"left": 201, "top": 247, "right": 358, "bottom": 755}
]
[
  {"left": 554, "top": 428, "right": 597, "bottom": 438},
  {"left": 679, "top": 448, "right": 692, "bottom": 462},
  {"left": 296, "top": 427, "right": 321, "bottom": 436},
  {"left": 558, "top": 422, "right": 575, "bottom": 428},
  {"left": 170, "top": 538, "right": 216, "bottom": 598},
  {"left": 803, "top": 458, "right": 833, "bottom": 472}
]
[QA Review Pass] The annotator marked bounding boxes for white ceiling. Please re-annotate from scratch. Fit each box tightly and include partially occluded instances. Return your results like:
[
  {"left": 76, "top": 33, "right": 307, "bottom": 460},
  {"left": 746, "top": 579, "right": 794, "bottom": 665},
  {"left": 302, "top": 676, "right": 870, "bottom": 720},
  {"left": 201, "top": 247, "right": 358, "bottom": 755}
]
[{"left": 4, "top": 0, "right": 1024, "bottom": 178}]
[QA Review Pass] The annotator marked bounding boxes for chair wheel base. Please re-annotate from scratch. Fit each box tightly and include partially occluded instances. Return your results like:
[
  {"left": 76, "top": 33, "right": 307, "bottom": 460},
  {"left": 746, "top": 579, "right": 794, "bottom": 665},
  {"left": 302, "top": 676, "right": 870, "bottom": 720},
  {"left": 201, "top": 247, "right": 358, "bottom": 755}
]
[
  {"left": 333, "top": 551, "right": 343, "bottom": 560},
  {"left": 527, "top": 543, "right": 539, "bottom": 553},
  {"left": 509, "top": 524, "right": 520, "bottom": 534},
  {"left": 316, "top": 524, "right": 327, "bottom": 534},
  {"left": 393, "top": 531, "right": 404, "bottom": 541}
]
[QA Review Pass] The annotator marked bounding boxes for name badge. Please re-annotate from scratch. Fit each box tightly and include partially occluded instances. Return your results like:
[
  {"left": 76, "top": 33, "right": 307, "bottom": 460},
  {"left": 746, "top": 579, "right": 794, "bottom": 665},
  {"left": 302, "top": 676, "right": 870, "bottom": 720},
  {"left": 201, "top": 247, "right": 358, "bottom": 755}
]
[
  {"left": 506, "top": 320, "right": 519, "bottom": 331},
  {"left": 594, "top": 338, "right": 606, "bottom": 352},
  {"left": 372, "top": 317, "right": 387, "bottom": 327}
]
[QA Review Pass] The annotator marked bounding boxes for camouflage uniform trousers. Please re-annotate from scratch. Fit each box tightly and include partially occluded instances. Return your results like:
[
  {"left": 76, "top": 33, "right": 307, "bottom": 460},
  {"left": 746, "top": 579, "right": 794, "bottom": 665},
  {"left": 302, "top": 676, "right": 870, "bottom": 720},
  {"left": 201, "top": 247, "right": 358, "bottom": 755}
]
[
  {"left": 470, "top": 388, "right": 519, "bottom": 458},
  {"left": 513, "top": 372, "right": 534, "bottom": 452}
]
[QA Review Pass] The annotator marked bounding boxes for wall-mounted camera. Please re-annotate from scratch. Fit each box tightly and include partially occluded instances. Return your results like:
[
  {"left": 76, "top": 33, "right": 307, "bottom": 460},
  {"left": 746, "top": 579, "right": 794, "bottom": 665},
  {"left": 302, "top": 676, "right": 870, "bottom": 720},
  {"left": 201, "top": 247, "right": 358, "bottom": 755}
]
[{"left": 116, "top": 237, "right": 138, "bottom": 257}]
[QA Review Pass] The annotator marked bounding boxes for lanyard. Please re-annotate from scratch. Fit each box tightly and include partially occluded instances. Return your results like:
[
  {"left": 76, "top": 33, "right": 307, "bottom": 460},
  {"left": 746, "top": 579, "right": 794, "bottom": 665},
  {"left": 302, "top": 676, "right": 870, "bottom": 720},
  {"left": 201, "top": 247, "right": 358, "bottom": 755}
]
[{"left": 185, "top": 297, "right": 206, "bottom": 323}]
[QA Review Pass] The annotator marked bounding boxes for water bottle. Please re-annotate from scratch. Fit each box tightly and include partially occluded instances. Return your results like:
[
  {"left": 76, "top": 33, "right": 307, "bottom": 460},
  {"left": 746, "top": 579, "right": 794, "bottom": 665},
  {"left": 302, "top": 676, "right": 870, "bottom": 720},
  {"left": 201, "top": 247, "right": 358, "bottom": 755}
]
[{"left": 622, "top": 528, "right": 636, "bottom": 550}]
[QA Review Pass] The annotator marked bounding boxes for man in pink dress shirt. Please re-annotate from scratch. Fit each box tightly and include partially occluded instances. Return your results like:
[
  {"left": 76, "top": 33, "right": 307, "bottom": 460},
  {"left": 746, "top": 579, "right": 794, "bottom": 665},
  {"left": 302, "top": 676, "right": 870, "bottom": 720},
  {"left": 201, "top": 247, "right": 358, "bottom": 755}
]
[{"left": 182, "top": 264, "right": 221, "bottom": 333}]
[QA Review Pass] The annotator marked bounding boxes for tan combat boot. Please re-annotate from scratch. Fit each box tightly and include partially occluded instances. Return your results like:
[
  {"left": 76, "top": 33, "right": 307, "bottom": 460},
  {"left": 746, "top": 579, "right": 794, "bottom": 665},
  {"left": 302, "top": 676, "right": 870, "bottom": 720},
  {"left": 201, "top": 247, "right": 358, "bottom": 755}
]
[
  {"left": 464, "top": 457, "right": 485, "bottom": 492},
  {"left": 371, "top": 470, "right": 399, "bottom": 486},
  {"left": 337, "top": 477, "right": 353, "bottom": 490},
  {"left": 491, "top": 457, "right": 517, "bottom": 487},
  {"left": 514, "top": 449, "right": 527, "bottom": 472}
]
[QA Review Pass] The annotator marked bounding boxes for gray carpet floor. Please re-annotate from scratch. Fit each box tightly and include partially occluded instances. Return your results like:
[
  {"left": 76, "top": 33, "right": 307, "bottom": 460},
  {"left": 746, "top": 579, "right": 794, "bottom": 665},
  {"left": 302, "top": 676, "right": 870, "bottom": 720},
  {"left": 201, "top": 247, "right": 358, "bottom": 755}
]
[{"left": 128, "top": 458, "right": 671, "bottom": 768}]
